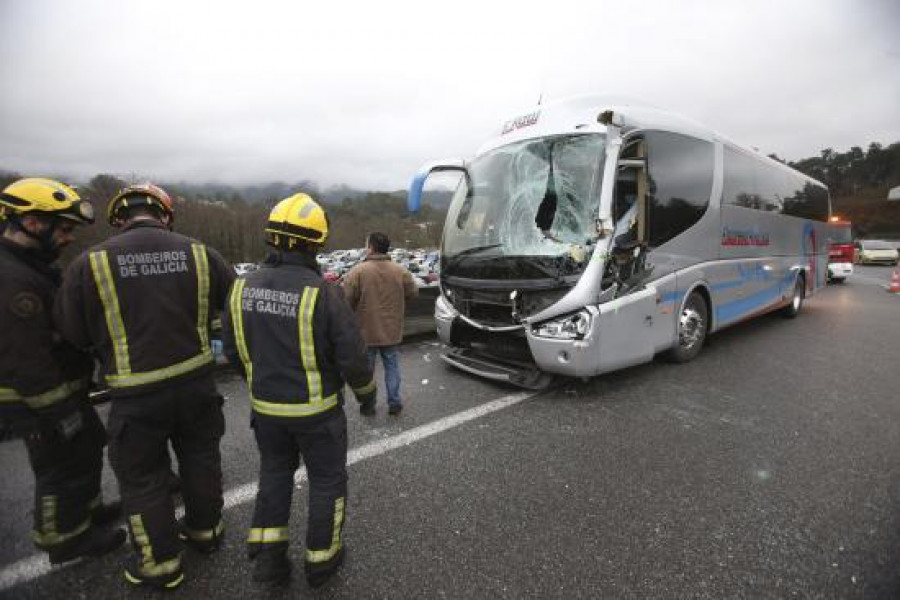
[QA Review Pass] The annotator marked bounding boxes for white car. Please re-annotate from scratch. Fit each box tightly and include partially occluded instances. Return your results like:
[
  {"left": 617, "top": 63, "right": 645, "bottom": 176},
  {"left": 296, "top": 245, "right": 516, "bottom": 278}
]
[{"left": 854, "top": 240, "right": 899, "bottom": 265}]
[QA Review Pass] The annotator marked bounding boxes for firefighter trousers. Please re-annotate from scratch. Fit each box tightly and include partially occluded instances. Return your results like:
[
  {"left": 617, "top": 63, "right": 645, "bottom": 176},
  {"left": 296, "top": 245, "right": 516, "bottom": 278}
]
[
  {"left": 24, "top": 397, "right": 106, "bottom": 551},
  {"left": 249, "top": 408, "right": 347, "bottom": 570},
  {"left": 107, "top": 374, "right": 225, "bottom": 576}
]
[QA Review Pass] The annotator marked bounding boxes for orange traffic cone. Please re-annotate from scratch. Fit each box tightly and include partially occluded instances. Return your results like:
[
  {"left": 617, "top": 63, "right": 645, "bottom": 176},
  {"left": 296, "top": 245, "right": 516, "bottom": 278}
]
[{"left": 889, "top": 268, "right": 900, "bottom": 294}]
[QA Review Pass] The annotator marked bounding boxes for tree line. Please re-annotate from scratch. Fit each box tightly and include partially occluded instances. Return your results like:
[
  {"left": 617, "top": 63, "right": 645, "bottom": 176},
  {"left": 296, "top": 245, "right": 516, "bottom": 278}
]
[
  {"left": 2, "top": 139, "right": 898, "bottom": 265},
  {"left": 0, "top": 172, "right": 448, "bottom": 266},
  {"left": 775, "top": 141, "right": 900, "bottom": 237}
]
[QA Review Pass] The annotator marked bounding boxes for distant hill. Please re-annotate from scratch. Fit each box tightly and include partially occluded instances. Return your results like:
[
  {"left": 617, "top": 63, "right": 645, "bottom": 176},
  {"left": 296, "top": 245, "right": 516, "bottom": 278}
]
[
  {"left": 419, "top": 188, "right": 454, "bottom": 209},
  {"left": 167, "top": 181, "right": 381, "bottom": 205}
]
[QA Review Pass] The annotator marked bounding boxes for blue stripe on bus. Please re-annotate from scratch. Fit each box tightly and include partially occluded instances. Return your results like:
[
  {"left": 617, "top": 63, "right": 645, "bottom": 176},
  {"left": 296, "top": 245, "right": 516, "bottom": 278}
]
[
  {"left": 715, "top": 283, "right": 783, "bottom": 324},
  {"left": 710, "top": 280, "right": 743, "bottom": 292}
]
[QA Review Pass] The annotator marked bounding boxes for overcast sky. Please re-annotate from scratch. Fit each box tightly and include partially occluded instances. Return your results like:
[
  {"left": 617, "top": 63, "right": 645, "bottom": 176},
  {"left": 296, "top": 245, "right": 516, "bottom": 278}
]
[{"left": 1, "top": 0, "right": 898, "bottom": 190}]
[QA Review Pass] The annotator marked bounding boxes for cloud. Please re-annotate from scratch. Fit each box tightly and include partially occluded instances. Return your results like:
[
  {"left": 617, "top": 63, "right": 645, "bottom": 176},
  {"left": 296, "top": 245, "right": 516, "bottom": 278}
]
[{"left": 1, "top": 0, "right": 898, "bottom": 188}]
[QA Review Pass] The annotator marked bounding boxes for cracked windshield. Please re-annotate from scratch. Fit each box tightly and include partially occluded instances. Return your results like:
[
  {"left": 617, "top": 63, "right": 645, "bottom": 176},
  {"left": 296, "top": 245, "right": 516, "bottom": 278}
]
[{"left": 442, "top": 134, "right": 606, "bottom": 280}]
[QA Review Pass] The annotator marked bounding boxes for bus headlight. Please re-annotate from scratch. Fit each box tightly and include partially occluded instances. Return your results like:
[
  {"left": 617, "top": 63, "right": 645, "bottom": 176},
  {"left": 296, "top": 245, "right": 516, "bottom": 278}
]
[{"left": 532, "top": 310, "right": 593, "bottom": 340}]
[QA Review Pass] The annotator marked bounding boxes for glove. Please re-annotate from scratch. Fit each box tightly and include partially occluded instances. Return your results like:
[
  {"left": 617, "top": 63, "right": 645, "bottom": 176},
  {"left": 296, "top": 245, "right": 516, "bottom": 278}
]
[{"left": 54, "top": 408, "right": 84, "bottom": 441}]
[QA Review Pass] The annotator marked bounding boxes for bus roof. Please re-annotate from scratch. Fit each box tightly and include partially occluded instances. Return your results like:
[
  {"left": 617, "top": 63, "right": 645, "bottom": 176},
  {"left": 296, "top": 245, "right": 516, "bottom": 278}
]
[{"left": 476, "top": 94, "right": 826, "bottom": 190}]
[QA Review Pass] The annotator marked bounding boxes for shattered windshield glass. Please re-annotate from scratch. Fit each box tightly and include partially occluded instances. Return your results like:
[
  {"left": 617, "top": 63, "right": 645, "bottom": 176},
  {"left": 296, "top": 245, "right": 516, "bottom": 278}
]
[{"left": 443, "top": 134, "right": 606, "bottom": 281}]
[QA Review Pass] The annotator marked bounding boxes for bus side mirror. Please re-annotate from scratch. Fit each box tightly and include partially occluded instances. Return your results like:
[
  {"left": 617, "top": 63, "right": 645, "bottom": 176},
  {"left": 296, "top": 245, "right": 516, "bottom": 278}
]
[{"left": 408, "top": 159, "right": 468, "bottom": 212}]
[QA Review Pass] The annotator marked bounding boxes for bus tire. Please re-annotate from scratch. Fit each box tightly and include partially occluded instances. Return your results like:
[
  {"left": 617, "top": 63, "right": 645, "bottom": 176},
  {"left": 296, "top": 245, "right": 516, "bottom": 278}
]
[
  {"left": 780, "top": 274, "right": 805, "bottom": 319},
  {"left": 666, "top": 291, "right": 708, "bottom": 363}
]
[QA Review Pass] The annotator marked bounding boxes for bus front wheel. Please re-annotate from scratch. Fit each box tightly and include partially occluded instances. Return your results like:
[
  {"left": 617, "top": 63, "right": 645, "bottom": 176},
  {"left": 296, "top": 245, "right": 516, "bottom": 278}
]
[{"left": 667, "top": 291, "right": 708, "bottom": 363}]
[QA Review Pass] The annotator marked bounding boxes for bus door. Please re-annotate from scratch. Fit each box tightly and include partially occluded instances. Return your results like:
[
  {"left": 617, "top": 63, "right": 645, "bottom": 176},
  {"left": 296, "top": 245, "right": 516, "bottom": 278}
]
[{"left": 601, "top": 138, "right": 676, "bottom": 363}]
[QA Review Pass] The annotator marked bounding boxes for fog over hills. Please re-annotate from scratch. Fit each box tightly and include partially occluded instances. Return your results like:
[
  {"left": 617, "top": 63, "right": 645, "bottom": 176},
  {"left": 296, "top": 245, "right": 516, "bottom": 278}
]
[{"left": 0, "top": 168, "right": 456, "bottom": 209}]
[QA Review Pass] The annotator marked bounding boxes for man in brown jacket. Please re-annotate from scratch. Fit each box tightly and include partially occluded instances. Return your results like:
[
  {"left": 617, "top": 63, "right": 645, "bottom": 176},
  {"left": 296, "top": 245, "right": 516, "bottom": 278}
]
[{"left": 342, "top": 232, "right": 417, "bottom": 415}]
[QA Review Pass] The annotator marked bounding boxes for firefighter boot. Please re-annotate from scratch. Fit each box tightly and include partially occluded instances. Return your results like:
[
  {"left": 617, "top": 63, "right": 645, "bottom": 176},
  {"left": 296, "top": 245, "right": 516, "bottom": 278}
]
[
  {"left": 305, "top": 547, "right": 344, "bottom": 588},
  {"left": 47, "top": 526, "right": 126, "bottom": 565},
  {"left": 253, "top": 547, "right": 291, "bottom": 586},
  {"left": 123, "top": 557, "right": 185, "bottom": 590},
  {"left": 178, "top": 519, "right": 225, "bottom": 553}
]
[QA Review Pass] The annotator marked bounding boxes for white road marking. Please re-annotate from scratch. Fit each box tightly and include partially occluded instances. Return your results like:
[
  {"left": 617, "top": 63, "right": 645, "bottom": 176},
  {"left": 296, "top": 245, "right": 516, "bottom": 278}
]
[{"left": 0, "top": 390, "right": 537, "bottom": 592}]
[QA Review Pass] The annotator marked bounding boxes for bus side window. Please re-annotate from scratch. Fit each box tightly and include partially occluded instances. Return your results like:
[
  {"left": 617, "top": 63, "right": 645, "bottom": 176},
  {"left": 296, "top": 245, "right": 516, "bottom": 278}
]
[
  {"left": 644, "top": 131, "right": 714, "bottom": 248},
  {"left": 784, "top": 180, "right": 829, "bottom": 221}
]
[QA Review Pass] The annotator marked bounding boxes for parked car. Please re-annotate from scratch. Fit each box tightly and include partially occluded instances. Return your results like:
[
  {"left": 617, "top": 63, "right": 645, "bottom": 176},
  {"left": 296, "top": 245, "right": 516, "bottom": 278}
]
[
  {"left": 854, "top": 240, "right": 899, "bottom": 265},
  {"left": 234, "top": 262, "right": 259, "bottom": 275}
]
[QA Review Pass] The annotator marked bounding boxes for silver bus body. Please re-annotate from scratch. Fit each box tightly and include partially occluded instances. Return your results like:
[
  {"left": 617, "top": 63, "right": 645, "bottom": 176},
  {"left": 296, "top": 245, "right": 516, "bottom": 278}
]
[{"left": 409, "top": 95, "right": 831, "bottom": 388}]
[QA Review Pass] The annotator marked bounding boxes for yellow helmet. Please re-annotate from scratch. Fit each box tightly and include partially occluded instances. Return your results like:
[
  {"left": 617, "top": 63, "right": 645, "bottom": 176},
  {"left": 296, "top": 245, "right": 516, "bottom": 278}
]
[
  {"left": 0, "top": 178, "right": 95, "bottom": 224},
  {"left": 265, "top": 193, "right": 329, "bottom": 249}
]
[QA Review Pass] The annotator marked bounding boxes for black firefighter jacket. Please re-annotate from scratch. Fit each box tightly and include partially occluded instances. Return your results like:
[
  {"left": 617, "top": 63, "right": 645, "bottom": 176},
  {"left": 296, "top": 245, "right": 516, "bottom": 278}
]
[
  {"left": 55, "top": 220, "right": 235, "bottom": 396},
  {"left": 0, "top": 237, "right": 93, "bottom": 430},
  {"left": 222, "top": 252, "right": 375, "bottom": 421}
]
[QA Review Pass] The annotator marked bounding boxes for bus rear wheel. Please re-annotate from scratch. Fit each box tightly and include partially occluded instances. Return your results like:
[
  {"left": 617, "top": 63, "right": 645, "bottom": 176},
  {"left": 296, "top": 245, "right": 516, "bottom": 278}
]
[
  {"left": 667, "top": 291, "right": 708, "bottom": 363},
  {"left": 780, "top": 275, "right": 805, "bottom": 319}
]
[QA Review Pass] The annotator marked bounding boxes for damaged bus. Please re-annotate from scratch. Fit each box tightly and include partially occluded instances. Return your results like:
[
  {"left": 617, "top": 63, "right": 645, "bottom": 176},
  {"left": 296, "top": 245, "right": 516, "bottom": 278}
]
[{"left": 408, "top": 95, "right": 830, "bottom": 389}]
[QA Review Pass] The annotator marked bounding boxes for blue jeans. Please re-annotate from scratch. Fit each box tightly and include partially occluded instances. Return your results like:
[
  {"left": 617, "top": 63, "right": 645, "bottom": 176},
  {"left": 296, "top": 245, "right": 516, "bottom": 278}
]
[{"left": 366, "top": 346, "right": 401, "bottom": 406}]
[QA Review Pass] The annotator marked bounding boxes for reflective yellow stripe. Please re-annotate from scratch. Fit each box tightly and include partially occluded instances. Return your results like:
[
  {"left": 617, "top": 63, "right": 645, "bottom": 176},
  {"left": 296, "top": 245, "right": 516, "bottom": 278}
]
[
  {"left": 306, "top": 497, "right": 345, "bottom": 563},
  {"left": 230, "top": 280, "right": 255, "bottom": 390},
  {"left": 183, "top": 519, "right": 223, "bottom": 541},
  {"left": 235, "top": 281, "right": 333, "bottom": 418},
  {"left": 0, "top": 378, "right": 88, "bottom": 408},
  {"left": 247, "top": 527, "right": 289, "bottom": 544},
  {"left": 230, "top": 280, "right": 250, "bottom": 365},
  {"left": 130, "top": 514, "right": 181, "bottom": 576},
  {"left": 251, "top": 394, "right": 338, "bottom": 417},
  {"left": 31, "top": 495, "right": 91, "bottom": 547},
  {"left": 298, "top": 287, "right": 322, "bottom": 400},
  {"left": 125, "top": 569, "right": 184, "bottom": 589},
  {"left": 352, "top": 379, "right": 375, "bottom": 396},
  {"left": 104, "top": 350, "right": 213, "bottom": 388},
  {"left": 191, "top": 244, "right": 211, "bottom": 354},
  {"left": 91, "top": 246, "right": 212, "bottom": 389},
  {"left": 90, "top": 251, "right": 130, "bottom": 375}
]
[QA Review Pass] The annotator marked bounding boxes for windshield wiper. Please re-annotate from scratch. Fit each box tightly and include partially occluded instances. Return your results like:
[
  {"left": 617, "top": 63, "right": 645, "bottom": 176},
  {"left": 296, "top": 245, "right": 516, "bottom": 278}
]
[{"left": 444, "top": 243, "right": 503, "bottom": 269}]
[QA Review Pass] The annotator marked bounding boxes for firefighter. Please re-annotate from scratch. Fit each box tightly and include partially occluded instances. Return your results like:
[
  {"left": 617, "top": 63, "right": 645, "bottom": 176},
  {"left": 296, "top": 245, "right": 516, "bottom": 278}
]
[
  {"left": 55, "top": 183, "right": 235, "bottom": 590},
  {"left": 0, "top": 178, "right": 125, "bottom": 564},
  {"left": 222, "top": 193, "right": 375, "bottom": 587}
]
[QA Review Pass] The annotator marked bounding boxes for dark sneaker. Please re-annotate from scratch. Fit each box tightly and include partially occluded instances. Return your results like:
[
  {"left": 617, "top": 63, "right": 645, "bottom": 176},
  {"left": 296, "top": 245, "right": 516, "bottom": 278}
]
[
  {"left": 253, "top": 548, "right": 291, "bottom": 586},
  {"left": 91, "top": 501, "right": 122, "bottom": 526},
  {"left": 305, "top": 547, "right": 344, "bottom": 588},
  {"left": 178, "top": 519, "right": 224, "bottom": 554},
  {"left": 123, "top": 557, "right": 184, "bottom": 591},
  {"left": 359, "top": 401, "right": 376, "bottom": 416},
  {"left": 48, "top": 526, "right": 126, "bottom": 565},
  {"left": 388, "top": 403, "right": 403, "bottom": 416}
]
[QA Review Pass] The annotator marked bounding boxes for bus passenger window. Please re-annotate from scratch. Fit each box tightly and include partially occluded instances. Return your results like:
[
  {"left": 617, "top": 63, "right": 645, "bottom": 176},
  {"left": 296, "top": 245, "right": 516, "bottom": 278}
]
[{"left": 644, "top": 132, "right": 714, "bottom": 247}]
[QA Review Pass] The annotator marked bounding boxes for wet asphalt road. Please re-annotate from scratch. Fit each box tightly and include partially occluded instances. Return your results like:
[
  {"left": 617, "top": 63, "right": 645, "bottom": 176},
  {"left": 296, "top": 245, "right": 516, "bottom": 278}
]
[{"left": 1, "top": 265, "right": 899, "bottom": 599}]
